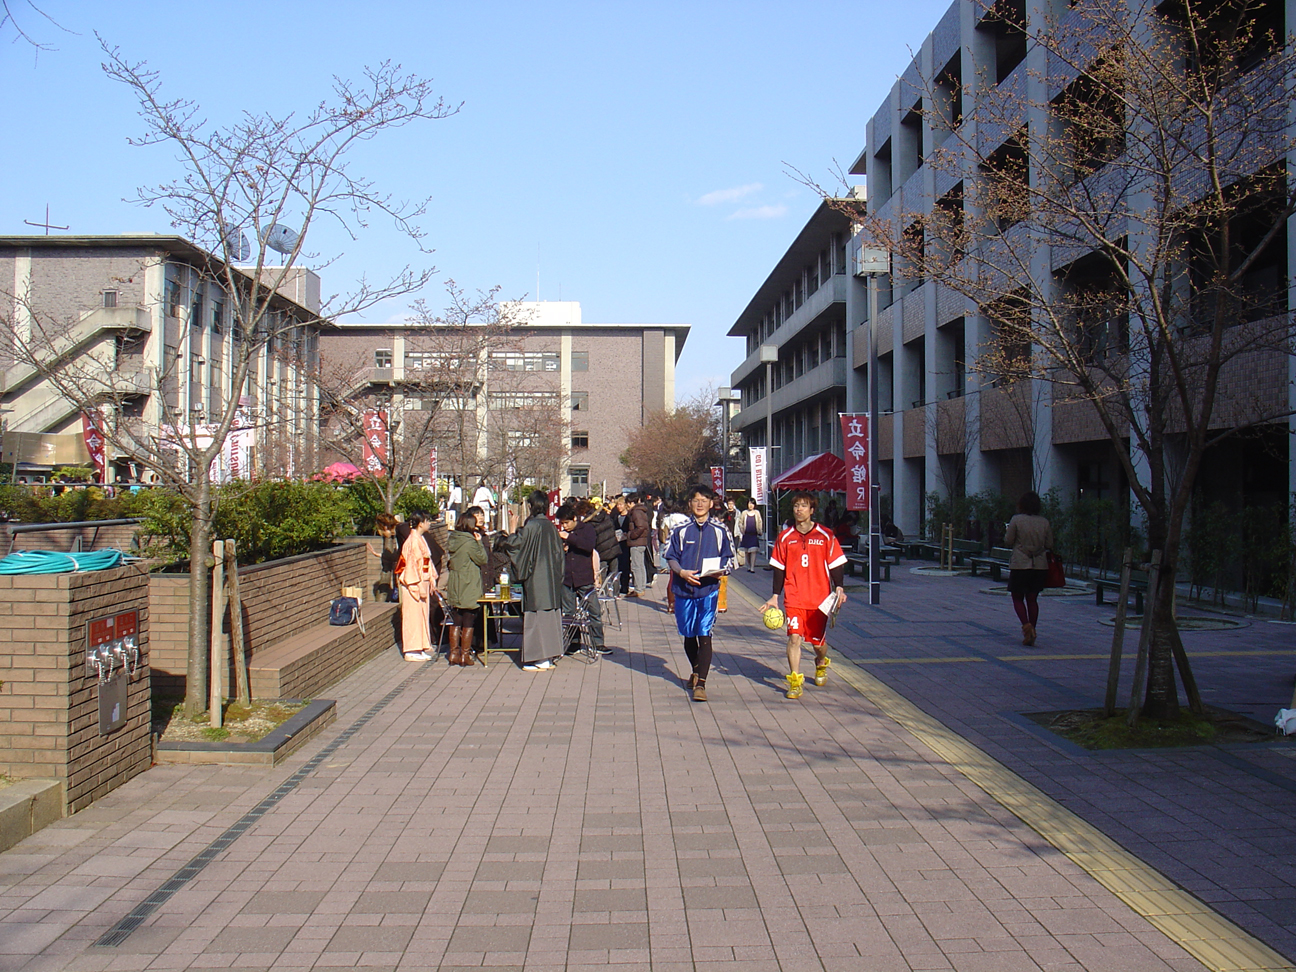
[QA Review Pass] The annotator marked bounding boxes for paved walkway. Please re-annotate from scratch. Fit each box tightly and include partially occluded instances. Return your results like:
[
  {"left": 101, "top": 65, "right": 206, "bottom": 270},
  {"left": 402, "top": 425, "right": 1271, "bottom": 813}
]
[{"left": 0, "top": 563, "right": 1290, "bottom": 971}]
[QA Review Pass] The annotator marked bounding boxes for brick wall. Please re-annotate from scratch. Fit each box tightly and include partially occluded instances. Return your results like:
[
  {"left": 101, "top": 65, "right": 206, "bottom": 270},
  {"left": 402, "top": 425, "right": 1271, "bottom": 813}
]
[
  {"left": 149, "top": 542, "right": 368, "bottom": 695},
  {"left": 0, "top": 566, "right": 151, "bottom": 814},
  {"left": 2, "top": 521, "right": 140, "bottom": 556}
]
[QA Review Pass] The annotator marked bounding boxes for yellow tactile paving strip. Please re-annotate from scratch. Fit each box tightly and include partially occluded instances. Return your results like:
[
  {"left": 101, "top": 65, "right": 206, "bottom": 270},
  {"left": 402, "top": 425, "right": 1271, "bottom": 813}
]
[{"left": 728, "top": 581, "right": 1296, "bottom": 972}]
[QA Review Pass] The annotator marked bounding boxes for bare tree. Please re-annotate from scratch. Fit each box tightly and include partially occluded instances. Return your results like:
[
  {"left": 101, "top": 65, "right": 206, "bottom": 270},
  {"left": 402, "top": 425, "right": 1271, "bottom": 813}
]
[
  {"left": 620, "top": 390, "right": 720, "bottom": 495},
  {"left": 7, "top": 41, "right": 457, "bottom": 717},
  {"left": 317, "top": 282, "right": 527, "bottom": 515},
  {"left": 833, "top": 0, "right": 1296, "bottom": 718}
]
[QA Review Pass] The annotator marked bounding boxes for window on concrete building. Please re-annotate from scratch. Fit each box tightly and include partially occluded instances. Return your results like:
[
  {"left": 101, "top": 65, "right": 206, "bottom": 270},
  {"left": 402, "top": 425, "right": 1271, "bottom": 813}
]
[
  {"left": 211, "top": 298, "right": 224, "bottom": 334},
  {"left": 978, "top": 0, "right": 1026, "bottom": 84},
  {"left": 981, "top": 129, "right": 1029, "bottom": 233},
  {"left": 571, "top": 350, "right": 589, "bottom": 371},
  {"left": 1056, "top": 252, "right": 1129, "bottom": 362},
  {"left": 900, "top": 100, "right": 923, "bottom": 179},
  {"left": 102, "top": 290, "right": 118, "bottom": 309},
  {"left": 935, "top": 52, "right": 963, "bottom": 136},
  {"left": 1159, "top": 0, "right": 1283, "bottom": 75},
  {"left": 873, "top": 138, "right": 893, "bottom": 204},
  {"left": 491, "top": 351, "right": 559, "bottom": 372},
  {"left": 570, "top": 465, "right": 590, "bottom": 487},
  {"left": 570, "top": 391, "right": 589, "bottom": 411},
  {"left": 571, "top": 430, "right": 589, "bottom": 449},
  {"left": 374, "top": 349, "right": 393, "bottom": 369},
  {"left": 1053, "top": 68, "right": 1125, "bottom": 185}
]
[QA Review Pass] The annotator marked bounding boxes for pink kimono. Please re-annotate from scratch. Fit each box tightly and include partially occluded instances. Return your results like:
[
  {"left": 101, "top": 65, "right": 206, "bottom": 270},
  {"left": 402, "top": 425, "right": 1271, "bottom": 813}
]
[{"left": 398, "top": 531, "right": 437, "bottom": 654}]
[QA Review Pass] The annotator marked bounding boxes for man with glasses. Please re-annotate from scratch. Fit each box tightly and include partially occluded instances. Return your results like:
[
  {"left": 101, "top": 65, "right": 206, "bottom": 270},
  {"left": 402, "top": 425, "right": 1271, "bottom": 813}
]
[{"left": 664, "top": 484, "right": 735, "bottom": 702}]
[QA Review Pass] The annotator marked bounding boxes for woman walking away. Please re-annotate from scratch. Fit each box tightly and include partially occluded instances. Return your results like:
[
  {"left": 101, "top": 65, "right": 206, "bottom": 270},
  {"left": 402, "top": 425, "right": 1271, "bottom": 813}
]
[
  {"left": 444, "top": 506, "right": 488, "bottom": 666},
  {"left": 1005, "top": 491, "right": 1053, "bottom": 647},
  {"left": 397, "top": 514, "right": 438, "bottom": 661},
  {"left": 735, "top": 498, "right": 763, "bottom": 572}
]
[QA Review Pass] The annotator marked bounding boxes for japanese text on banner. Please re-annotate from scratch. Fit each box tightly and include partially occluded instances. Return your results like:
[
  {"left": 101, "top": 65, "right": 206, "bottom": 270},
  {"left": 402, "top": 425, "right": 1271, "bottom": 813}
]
[
  {"left": 839, "top": 413, "right": 869, "bottom": 511},
  {"left": 710, "top": 465, "right": 725, "bottom": 496},
  {"left": 749, "top": 447, "right": 768, "bottom": 504},
  {"left": 361, "top": 409, "right": 389, "bottom": 475}
]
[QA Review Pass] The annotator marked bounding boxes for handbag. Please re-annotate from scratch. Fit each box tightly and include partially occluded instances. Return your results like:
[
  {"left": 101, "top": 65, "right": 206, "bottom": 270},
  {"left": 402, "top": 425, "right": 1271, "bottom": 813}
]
[
  {"left": 329, "top": 596, "right": 360, "bottom": 625},
  {"left": 1044, "top": 551, "right": 1065, "bottom": 588}
]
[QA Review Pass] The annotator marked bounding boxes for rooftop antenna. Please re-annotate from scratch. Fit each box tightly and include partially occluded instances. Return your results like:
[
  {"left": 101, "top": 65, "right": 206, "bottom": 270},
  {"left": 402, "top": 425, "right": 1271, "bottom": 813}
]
[{"left": 24, "top": 204, "right": 68, "bottom": 235}]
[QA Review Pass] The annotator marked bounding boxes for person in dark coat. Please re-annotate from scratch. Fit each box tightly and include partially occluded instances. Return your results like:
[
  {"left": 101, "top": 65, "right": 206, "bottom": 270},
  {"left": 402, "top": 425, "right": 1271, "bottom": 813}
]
[
  {"left": 500, "top": 489, "right": 565, "bottom": 670},
  {"left": 589, "top": 501, "right": 622, "bottom": 581},
  {"left": 557, "top": 501, "right": 610, "bottom": 656}
]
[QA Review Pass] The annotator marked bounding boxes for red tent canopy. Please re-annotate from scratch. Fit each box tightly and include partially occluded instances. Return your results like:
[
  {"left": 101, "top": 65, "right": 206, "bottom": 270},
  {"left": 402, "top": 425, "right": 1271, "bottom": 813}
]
[{"left": 770, "top": 451, "right": 847, "bottom": 492}]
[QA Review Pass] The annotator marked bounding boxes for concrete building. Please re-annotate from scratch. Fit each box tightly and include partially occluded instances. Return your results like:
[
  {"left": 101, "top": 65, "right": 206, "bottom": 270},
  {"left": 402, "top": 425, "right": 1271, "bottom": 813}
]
[
  {"left": 0, "top": 235, "right": 323, "bottom": 481},
  {"left": 320, "top": 301, "right": 688, "bottom": 497},
  {"left": 727, "top": 201, "right": 853, "bottom": 482},
  {"left": 842, "top": 0, "right": 1294, "bottom": 539}
]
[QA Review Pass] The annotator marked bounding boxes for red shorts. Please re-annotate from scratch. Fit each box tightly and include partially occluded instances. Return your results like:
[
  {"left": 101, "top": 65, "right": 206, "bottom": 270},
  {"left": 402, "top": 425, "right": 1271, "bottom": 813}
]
[{"left": 785, "top": 606, "right": 827, "bottom": 647}]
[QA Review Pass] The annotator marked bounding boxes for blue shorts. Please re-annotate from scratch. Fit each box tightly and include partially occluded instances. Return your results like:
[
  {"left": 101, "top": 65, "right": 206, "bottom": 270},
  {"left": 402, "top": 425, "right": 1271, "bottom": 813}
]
[{"left": 674, "top": 590, "right": 719, "bottom": 638}]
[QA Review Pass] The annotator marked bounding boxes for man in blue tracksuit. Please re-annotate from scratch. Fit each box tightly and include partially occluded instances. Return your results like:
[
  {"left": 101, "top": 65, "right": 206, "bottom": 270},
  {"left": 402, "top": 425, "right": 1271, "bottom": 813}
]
[{"left": 664, "top": 483, "right": 735, "bottom": 702}]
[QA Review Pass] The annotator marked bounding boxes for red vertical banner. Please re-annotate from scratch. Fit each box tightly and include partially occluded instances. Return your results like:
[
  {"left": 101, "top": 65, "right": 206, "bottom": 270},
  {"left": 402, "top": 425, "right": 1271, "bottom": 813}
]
[
  {"left": 82, "top": 413, "right": 106, "bottom": 483},
  {"left": 839, "top": 413, "right": 869, "bottom": 511},
  {"left": 361, "top": 409, "right": 389, "bottom": 476},
  {"left": 429, "top": 446, "right": 438, "bottom": 484},
  {"left": 547, "top": 488, "right": 561, "bottom": 520},
  {"left": 710, "top": 465, "right": 725, "bottom": 496}
]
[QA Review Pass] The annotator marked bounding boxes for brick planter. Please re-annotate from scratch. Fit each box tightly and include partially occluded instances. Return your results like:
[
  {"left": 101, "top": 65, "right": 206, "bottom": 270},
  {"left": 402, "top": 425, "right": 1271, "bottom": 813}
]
[
  {"left": 149, "top": 542, "right": 370, "bottom": 696},
  {"left": 0, "top": 566, "right": 151, "bottom": 814}
]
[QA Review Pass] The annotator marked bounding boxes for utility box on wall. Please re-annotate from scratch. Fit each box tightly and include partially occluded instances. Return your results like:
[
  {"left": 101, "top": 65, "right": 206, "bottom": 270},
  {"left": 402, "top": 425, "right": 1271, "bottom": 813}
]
[{"left": 0, "top": 567, "right": 151, "bottom": 814}]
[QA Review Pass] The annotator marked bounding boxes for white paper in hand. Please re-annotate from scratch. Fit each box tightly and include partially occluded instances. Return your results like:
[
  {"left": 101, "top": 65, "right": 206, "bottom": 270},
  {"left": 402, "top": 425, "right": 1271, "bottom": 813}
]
[
  {"left": 818, "top": 591, "right": 841, "bottom": 617},
  {"left": 700, "top": 556, "right": 722, "bottom": 577}
]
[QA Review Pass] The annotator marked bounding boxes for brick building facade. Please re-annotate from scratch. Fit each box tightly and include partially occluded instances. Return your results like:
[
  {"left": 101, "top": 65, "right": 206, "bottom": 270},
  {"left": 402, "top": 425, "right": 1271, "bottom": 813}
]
[
  {"left": 320, "top": 301, "right": 688, "bottom": 497},
  {"left": 0, "top": 235, "right": 323, "bottom": 481}
]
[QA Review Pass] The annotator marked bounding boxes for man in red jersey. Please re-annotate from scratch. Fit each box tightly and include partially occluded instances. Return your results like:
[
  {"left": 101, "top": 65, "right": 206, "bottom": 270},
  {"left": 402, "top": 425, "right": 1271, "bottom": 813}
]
[{"left": 759, "top": 491, "right": 847, "bottom": 699}]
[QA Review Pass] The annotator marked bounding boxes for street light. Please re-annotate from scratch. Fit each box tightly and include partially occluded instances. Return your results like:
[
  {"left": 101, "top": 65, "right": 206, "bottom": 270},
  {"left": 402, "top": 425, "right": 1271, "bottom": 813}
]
[
  {"left": 857, "top": 246, "right": 890, "bottom": 606},
  {"left": 713, "top": 387, "right": 741, "bottom": 495},
  {"left": 759, "top": 344, "right": 779, "bottom": 552}
]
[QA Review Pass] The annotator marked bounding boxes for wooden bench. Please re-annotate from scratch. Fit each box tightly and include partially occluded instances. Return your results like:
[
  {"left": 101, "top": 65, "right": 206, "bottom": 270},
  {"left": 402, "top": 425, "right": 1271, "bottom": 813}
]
[
  {"left": 844, "top": 553, "right": 890, "bottom": 582},
  {"left": 969, "top": 547, "right": 1014, "bottom": 581},
  {"left": 904, "top": 538, "right": 980, "bottom": 566},
  {"left": 1095, "top": 571, "right": 1149, "bottom": 613},
  {"left": 250, "top": 600, "right": 398, "bottom": 700}
]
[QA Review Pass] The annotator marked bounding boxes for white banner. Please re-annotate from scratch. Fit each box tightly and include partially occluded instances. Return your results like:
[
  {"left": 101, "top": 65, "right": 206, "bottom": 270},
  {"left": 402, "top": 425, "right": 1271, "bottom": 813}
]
[{"left": 749, "top": 447, "right": 768, "bottom": 504}]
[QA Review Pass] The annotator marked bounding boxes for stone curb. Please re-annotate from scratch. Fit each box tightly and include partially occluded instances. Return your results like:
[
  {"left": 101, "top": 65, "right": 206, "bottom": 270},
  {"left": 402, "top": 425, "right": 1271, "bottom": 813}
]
[
  {"left": 0, "top": 779, "right": 63, "bottom": 852},
  {"left": 154, "top": 698, "right": 336, "bottom": 766}
]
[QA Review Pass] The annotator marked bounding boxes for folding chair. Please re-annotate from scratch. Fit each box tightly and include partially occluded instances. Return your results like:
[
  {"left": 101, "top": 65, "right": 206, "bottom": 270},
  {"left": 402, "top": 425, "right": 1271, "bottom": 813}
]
[
  {"left": 432, "top": 588, "right": 456, "bottom": 659},
  {"left": 597, "top": 570, "right": 622, "bottom": 630},
  {"left": 561, "top": 586, "right": 603, "bottom": 664}
]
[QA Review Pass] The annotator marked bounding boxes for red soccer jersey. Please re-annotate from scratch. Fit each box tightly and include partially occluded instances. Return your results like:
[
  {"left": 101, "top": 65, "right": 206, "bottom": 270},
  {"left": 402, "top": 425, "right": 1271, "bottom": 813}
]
[{"left": 769, "top": 523, "right": 847, "bottom": 610}]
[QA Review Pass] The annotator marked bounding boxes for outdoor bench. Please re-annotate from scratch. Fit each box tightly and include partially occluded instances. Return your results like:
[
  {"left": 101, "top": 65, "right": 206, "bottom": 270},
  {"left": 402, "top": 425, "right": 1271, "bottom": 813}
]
[
  {"left": 969, "top": 546, "right": 1014, "bottom": 581},
  {"left": 844, "top": 553, "right": 890, "bottom": 582},
  {"left": 250, "top": 600, "right": 398, "bottom": 700},
  {"left": 1095, "top": 570, "right": 1149, "bottom": 614}
]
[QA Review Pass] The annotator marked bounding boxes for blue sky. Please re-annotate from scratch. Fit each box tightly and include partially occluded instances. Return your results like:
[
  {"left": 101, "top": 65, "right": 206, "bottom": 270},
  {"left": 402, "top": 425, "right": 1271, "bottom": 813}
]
[{"left": 1, "top": 0, "right": 952, "bottom": 402}]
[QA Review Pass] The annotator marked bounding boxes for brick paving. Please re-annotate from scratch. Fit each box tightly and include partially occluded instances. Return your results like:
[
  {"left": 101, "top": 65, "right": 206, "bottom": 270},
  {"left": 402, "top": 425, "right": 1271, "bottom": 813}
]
[{"left": 0, "top": 562, "right": 1287, "bottom": 970}]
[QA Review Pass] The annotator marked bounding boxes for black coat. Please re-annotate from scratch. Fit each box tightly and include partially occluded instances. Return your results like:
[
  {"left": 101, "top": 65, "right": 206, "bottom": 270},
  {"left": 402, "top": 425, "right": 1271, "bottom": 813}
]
[{"left": 589, "top": 510, "right": 622, "bottom": 565}]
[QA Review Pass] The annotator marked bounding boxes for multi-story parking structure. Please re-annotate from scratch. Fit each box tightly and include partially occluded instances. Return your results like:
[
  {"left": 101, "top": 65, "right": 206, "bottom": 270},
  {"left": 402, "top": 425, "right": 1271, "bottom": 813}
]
[
  {"left": 842, "top": 0, "right": 1294, "bottom": 538},
  {"left": 0, "top": 235, "right": 323, "bottom": 481},
  {"left": 728, "top": 200, "right": 854, "bottom": 483},
  {"left": 321, "top": 301, "right": 688, "bottom": 497}
]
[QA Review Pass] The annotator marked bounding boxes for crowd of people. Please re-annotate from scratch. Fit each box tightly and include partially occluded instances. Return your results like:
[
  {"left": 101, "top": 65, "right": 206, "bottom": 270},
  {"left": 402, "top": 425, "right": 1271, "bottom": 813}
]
[{"left": 370, "top": 481, "right": 1054, "bottom": 698}]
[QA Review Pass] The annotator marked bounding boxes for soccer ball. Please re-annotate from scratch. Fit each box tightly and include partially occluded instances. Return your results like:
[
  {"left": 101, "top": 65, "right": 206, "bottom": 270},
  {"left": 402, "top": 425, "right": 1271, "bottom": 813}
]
[{"left": 762, "top": 607, "right": 785, "bottom": 630}]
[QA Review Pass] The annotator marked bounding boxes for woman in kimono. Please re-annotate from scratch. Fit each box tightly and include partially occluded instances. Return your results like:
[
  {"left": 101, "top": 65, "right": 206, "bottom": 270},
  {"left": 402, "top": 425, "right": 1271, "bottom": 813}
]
[
  {"left": 502, "top": 489, "right": 565, "bottom": 671},
  {"left": 397, "top": 513, "right": 438, "bottom": 661}
]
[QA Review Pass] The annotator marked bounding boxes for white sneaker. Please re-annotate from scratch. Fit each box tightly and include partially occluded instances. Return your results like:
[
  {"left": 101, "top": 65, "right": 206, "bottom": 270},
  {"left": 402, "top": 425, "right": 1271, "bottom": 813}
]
[
  {"left": 523, "top": 659, "right": 555, "bottom": 671},
  {"left": 403, "top": 651, "right": 431, "bottom": 661}
]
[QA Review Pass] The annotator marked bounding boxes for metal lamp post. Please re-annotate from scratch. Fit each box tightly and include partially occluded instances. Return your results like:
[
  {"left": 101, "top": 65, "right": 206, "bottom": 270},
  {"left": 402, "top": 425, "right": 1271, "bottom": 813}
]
[
  {"left": 758, "top": 344, "right": 779, "bottom": 552},
  {"left": 714, "top": 387, "right": 741, "bottom": 494},
  {"left": 858, "top": 247, "right": 890, "bottom": 607}
]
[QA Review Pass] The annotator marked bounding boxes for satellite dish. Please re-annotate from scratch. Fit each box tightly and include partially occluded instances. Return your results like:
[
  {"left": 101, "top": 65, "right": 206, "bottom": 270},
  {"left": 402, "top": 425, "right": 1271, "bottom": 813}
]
[
  {"left": 220, "top": 225, "right": 251, "bottom": 262},
  {"left": 261, "top": 223, "right": 300, "bottom": 255}
]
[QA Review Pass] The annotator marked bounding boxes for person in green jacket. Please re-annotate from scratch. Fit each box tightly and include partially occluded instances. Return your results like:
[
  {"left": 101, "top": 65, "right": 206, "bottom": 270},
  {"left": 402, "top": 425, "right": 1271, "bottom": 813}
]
[{"left": 444, "top": 506, "right": 488, "bottom": 666}]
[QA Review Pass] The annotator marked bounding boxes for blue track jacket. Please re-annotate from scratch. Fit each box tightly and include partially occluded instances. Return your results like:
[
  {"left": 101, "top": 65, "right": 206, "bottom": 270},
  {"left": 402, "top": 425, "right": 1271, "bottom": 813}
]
[{"left": 665, "top": 516, "right": 736, "bottom": 600}]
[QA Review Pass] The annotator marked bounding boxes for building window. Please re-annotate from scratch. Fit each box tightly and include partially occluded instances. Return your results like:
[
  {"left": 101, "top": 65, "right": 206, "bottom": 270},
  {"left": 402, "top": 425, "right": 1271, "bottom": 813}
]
[
  {"left": 405, "top": 350, "right": 434, "bottom": 369},
  {"left": 490, "top": 351, "right": 559, "bottom": 372},
  {"left": 571, "top": 350, "right": 589, "bottom": 371},
  {"left": 569, "top": 466, "right": 590, "bottom": 487},
  {"left": 570, "top": 391, "right": 589, "bottom": 411},
  {"left": 571, "top": 430, "right": 589, "bottom": 449},
  {"left": 211, "top": 299, "right": 224, "bottom": 333},
  {"left": 375, "top": 349, "right": 392, "bottom": 369},
  {"left": 165, "top": 278, "right": 183, "bottom": 318},
  {"left": 102, "top": 290, "right": 118, "bottom": 309},
  {"left": 492, "top": 391, "right": 559, "bottom": 409}
]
